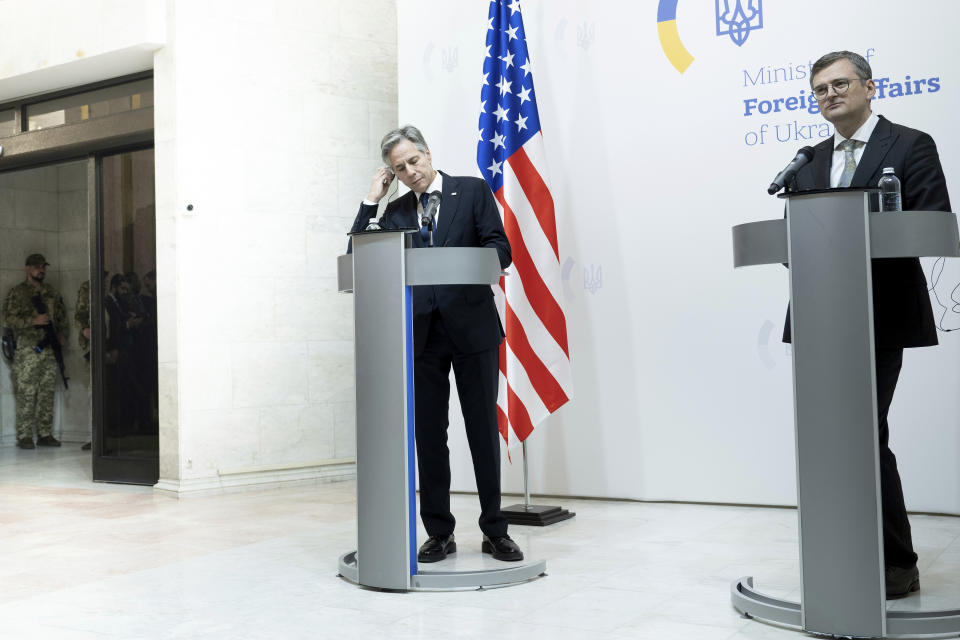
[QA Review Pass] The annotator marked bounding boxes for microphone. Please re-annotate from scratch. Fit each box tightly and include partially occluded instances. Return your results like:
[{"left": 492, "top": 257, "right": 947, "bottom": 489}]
[
  {"left": 767, "top": 146, "right": 815, "bottom": 195},
  {"left": 421, "top": 191, "right": 442, "bottom": 226}
]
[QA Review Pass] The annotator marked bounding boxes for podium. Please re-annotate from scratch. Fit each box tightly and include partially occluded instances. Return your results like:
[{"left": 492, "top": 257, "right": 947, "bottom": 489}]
[
  {"left": 336, "top": 229, "right": 547, "bottom": 590},
  {"left": 730, "top": 189, "right": 960, "bottom": 638}
]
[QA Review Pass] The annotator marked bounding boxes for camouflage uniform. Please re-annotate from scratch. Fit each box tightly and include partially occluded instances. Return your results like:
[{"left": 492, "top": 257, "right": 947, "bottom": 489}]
[
  {"left": 76, "top": 280, "right": 92, "bottom": 450},
  {"left": 76, "top": 280, "right": 90, "bottom": 356},
  {"left": 3, "top": 281, "right": 68, "bottom": 441}
]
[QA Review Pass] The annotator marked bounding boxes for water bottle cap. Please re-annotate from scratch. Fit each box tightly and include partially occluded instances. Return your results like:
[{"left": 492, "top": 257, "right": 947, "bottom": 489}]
[{"left": 883, "top": 167, "right": 895, "bottom": 173}]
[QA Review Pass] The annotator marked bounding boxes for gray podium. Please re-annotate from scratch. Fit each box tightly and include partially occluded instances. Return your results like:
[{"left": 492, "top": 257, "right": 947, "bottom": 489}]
[
  {"left": 336, "top": 229, "right": 546, "bottom": 590},
  {"left": 730, "top": 188, "right": 960, "bottom": 638}
]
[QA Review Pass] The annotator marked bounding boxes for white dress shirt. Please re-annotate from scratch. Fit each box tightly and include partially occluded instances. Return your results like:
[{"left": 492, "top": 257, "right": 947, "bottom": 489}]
[
  {"left": 830, "top": 112, "right": 880, "bottom": 188},
  {"left": 417, "top": 173, "right": 444, "bottom": 230}
]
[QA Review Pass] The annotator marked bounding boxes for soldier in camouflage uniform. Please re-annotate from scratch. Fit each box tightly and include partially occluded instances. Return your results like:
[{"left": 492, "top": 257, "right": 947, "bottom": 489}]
[
  {"left": 76, "top": 280, "right": 91, "bottom": 450},
  {"left": 76, "top": 280, "right": 90, "bottom": 358},
  {"left": 3, "top": 254, "right": 68, "bottom": 449}
]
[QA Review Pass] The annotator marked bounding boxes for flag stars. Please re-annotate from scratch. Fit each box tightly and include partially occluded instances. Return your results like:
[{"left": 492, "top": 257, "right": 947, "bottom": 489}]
[
  {"left": 480, "top": 2, "right": 539, "bottom": 171},
  {"left": 478, "top": 126, "right": 486, "bottom": 143}
]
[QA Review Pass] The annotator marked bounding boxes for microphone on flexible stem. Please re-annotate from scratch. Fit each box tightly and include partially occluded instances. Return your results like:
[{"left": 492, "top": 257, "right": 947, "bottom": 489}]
[
  {"left": 421, "top": 191, "right": 442, "bottom": 246},
  {"left": 767, "top": 146, "right": 815, "bottom": 195}
]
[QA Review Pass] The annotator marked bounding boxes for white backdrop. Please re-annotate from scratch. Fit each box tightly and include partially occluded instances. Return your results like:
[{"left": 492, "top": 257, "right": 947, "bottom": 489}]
[{"left": 395, "top": 0, "right": 960, "bottom": 512}]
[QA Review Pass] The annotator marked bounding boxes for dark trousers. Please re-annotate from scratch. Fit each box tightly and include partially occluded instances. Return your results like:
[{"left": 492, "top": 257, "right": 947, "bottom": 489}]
[
  {"left": 876, "top": 347, "right": 918, "bottom": 570},
  {"left": 414, "top": 312, "right": 507, "bottom": 539}
]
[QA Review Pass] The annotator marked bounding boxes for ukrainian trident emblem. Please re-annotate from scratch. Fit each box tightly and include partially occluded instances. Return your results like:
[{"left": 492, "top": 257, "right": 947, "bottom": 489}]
[
  {"left": 584, "top": 264, "right": 602, "bottom": 294},
  {"left": 715, "top": 0, "right": 763, "bottom": 47},
  {"left": 441, "top": 47, "right": 459, "bottom": 72}
]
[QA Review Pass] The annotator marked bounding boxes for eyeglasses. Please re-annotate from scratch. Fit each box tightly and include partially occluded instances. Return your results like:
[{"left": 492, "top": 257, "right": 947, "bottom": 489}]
[{"left": 812, "top": 78, "right": 862, "bottom": 101}]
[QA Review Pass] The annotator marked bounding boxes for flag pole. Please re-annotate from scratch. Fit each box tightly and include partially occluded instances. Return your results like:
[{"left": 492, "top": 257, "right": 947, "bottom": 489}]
[
  {"left": 522, "top": 441, "right": 531, "bottom": 509},
  {"left": 502, "top": 435, "right": 574, "bottom": 526}
]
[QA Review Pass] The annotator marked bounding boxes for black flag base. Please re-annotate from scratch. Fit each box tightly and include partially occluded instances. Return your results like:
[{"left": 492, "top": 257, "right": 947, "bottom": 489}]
[{"left": 502, "top": 503, "right": 575, "bottom": 527}]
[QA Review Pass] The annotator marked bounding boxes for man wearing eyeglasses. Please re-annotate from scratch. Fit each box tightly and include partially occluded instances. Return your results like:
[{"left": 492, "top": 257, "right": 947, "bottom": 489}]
[{"left": 783, "top": 51, "right": 951, "bottom": 599}]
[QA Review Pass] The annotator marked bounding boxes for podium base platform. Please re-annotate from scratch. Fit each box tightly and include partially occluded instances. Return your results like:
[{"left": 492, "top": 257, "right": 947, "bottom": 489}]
[
  {"left": 732, "top": 576, "right": 960, "bottom": 638},
  {"left": 338, "top": 550, "right": 547, "bottom": 591},
  {"left": 502, "top": 504, "right": 575, "bottom": 527}
]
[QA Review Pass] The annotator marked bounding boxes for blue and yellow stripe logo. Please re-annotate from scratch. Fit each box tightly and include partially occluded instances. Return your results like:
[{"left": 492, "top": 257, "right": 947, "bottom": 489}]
[{"left": 657, "top": 0, "right": 694, "bottom": 74}]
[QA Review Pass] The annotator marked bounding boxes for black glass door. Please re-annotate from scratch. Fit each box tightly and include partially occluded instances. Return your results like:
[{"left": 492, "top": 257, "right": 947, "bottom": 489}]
[{"left": 91, "top": 147, "right": 158, "bottom": 484}]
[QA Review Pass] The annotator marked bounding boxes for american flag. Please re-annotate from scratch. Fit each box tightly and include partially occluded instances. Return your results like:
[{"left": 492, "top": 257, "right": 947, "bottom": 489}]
[{"left": 478, "top": 0, "right": 572, "bottom": 446}]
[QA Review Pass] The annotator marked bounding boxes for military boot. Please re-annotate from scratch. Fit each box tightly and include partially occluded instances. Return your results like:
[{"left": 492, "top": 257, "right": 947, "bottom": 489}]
[
  {"left": 36, "top": 435, "right": 61, "bottom": 447},
  {"left": 17, "top": 438, "right": 35, "bottom": 449}
]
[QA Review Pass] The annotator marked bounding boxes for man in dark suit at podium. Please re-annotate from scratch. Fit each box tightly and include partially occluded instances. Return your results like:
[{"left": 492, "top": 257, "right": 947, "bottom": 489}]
[
  {"left": 784, "top": 51, "right": 951, "bottom": 598},
  {"left": 350, "top": 125, "right": 523, "bottom": 563}
]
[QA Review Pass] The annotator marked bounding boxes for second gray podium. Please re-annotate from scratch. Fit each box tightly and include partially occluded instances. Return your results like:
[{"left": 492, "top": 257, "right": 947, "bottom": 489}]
[
  {"left": 337, "top": 229, "right": 546, "bottom": 591},
  {"left": 730, "top": 188, "right": 960, "bottom": 638}
]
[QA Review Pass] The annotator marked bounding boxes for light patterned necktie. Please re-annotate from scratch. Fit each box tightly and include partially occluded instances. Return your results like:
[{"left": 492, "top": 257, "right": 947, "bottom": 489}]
[{"left": 837, "top": 139, "right": 862, "bottom": 188}]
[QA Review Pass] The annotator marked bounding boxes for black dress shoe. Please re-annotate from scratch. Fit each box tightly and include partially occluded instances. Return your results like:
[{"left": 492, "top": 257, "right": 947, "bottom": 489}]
[
  {"left": 417, "top": 535, "right": 456, "bottom": 563},
  {"left": 886, "top": 564, "right": 920, "bottom": 599},
  {"left": 482, "top": 535, "right": 524, "bottom": 562}
]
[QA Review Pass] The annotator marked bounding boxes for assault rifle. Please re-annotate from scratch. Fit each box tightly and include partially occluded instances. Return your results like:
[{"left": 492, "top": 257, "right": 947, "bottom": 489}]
[
  {"left": 31, "top": 294, "right": 68, "bottom": 389},
  {"left": 1, "top": 328, "right": 14, "bottom": 362}
]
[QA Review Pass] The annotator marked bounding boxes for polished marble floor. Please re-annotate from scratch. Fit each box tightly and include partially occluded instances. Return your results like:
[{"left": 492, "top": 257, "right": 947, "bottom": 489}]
[{"left": 2, "top": 446, "right": 959, "bottom": 639}]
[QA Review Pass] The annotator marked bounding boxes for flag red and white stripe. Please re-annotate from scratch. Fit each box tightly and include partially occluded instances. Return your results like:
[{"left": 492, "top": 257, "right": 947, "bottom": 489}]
[
  {"left": 478, "top": 0, "right": 572, "bottom": 446},
  {"left": 492, "top": 141, "right": 572, "bottom": 446}
]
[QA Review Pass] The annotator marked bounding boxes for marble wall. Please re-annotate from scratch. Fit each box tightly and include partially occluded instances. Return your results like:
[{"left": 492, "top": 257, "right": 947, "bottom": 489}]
[
  {"left": 152, "top": 0, "right": 398, "bottom": 493},
  {"left": 0, "top": 161, "right": 91, "bottom": 446}
]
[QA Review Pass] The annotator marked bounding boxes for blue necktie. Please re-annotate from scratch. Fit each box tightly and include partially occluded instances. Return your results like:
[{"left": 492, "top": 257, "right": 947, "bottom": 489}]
[{"left": 419, "top": 192, "right": 432, "bottom": 246}]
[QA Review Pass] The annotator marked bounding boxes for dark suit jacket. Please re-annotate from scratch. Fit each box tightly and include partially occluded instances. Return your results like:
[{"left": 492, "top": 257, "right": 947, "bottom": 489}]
[
  {"left": 783, "top": 115, "right": 951, "bottom": 348},
  {"left": 350, "top": 171, "right": 511, "bottom": 356}
]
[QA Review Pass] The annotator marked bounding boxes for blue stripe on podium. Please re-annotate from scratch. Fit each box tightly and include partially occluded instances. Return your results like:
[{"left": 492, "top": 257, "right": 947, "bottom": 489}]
[{"left": 405, "top": 285, "right": 417, "bottom": 576}]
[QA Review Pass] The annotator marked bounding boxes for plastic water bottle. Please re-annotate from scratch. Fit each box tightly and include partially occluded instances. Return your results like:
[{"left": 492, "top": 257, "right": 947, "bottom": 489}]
[
  {"left": 364, "top": 217, "right": 381, "bottom": 231},
  {"left": 878, "top": 167, "right": 902, "bottom": 212}
]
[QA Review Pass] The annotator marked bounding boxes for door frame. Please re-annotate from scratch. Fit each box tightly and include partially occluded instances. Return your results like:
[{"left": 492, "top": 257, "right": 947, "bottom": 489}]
[
  {"left": 0, "top": 71, "right": 153, "bottom": 172},
  {"left": 0, "top": 73, "right": 155, "bottom": 483}
]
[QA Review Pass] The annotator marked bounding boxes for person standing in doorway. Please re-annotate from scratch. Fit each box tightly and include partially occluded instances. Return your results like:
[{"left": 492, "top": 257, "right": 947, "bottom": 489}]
[
  {"left": 3, "top": 254, "right": 68, "bottom": 449},
  {"left": 76, "top": 279, "right": 92, "bottom": 450}
]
